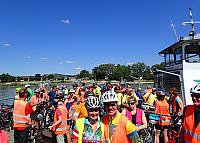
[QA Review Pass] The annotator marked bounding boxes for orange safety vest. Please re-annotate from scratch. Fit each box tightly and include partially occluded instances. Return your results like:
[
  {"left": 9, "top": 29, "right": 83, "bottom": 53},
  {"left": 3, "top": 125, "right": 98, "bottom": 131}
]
[
  {"left": 182, "top": 105, "right": 200, "bottom": 143},
  {"left": 102, "top": 114, "right": 130, "bottom": 143},
  {"left": 30, "top": 95, "right": 40, "bottom": 111},
  {"left": 156, "top": 100, "right": 171, "bottom": 126},
  {"left": 13, "top": 100, "right": 30, "bottom": 128},
  {"left": 54, "top": 105, "right": 68, "bottom": 135}
]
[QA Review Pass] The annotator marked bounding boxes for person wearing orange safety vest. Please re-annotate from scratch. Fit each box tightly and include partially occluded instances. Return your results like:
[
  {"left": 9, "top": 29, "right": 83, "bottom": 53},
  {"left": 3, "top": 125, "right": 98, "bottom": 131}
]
[
  {"left": 179, "top": 84, "right": 200, "bottom": 143},
  {"left": 155, "top": 90, "right": 171, "bottom": 143},
  {"left": 101, "top": 91, "right": 141, "bottom": 143},
  {"left": 30, "top": 89, "right": 43, "bottom": 111},
  {"left": 13, "top": 89, "right": 34, "bottom": 143},
  {"left": 49, "top": 95, "right": 68, "bottom": 143}
]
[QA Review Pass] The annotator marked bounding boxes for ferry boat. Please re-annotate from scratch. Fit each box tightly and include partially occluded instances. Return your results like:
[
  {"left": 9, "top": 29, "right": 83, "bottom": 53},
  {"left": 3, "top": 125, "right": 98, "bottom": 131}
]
[{"left": 154, "top": 8, "right": 200, "bottom": 106}]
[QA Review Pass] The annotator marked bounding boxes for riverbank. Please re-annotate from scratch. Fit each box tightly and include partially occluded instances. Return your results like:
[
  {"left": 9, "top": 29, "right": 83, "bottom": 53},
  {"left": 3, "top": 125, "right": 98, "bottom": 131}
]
[{"left": 0, "top": 80, "right": 154, "bottom": 87}]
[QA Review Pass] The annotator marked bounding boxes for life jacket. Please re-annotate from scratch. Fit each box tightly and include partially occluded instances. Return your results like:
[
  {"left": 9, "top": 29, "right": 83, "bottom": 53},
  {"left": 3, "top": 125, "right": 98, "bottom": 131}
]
[
  {"left": 13, "top": 100, "right": 30, "bottom": 128},
  {"left": 102, "top": 113, "right": 130, "bottom": 143},
  {"left": 75, "top": 118, "right": 104, "bottom": 143},
  {"left": 156, "top": 100, "right": 171, "bottom": 126},
  {"left": 125, "top": 108, "right": 143, "bottom": 125},
  {"left": 182, "top": 105, "right": 200, "bottom": 143},
  {"left": 54, "top": 105, "right": 68, "bottom": 135}
]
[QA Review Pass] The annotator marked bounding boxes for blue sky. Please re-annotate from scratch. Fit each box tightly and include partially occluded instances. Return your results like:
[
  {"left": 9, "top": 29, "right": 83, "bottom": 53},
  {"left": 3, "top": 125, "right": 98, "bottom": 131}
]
[{"left": 0, "top": 0, "right": 200, "bottom": 76}]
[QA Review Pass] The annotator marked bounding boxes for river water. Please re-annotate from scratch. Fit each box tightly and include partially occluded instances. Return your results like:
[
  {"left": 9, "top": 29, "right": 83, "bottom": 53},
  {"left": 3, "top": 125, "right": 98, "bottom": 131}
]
[{"left": 0, "top": 82, "right": 153, "bottom": 105}]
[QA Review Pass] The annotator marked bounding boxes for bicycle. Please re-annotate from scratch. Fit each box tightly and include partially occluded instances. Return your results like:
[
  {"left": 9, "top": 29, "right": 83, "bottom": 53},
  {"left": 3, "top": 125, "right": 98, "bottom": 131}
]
[
  {"left": 168, "top": 114, "right": 182, "bottom": 143},
  {"left": 0, "top": 103, "right": 13, "bottom": 131}
]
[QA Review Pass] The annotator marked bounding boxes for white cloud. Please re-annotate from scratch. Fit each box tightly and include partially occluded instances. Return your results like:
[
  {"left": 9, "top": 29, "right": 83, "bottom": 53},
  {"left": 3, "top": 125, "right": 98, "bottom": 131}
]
[
  {"left": 24, "top": 56, "right": 32, "bottom": 59},
  {"left": 75, "top": 67, "right": 82, "bottom": 70},
  {"left": 40, "top": 57, "right": 48, "bottom": 60},
  {"left": 0, "top": 42, "right": 11, "bottom": 48},
  {"left": 127, "top": 62, "right": 134, "bottom": 65},
  {"left": 61, "top": 19, "right": 71, "bottom": 24},
  {"left": 65, "top": 61, "right": 77, "bottom": 64},
  {"left": 59, "top": 62, "right": 64, "bottom": 65}
]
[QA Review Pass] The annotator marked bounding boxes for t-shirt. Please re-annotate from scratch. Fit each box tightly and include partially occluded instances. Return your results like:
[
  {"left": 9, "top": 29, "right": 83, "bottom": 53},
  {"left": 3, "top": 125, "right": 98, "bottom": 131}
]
[
  {"left": 173, "top": 96, "right": 182, "bottom": 112},
  {"left": 75, "top": 103, "right": 88, "bottom": 118},
  {"left": 72, "top": 118, "right": 102, "bottom": 143},
  {"left": 55, "top": 108, "right": 62, "bottom": 117},
  {"left": 48, "top": 91, "right": 56, "bottom": 106},
  {"left": 117, "top": 93, "right": 123, "bottom": 106},
  {"left": 27, "top": 88, "right": 34, "bottom": 102},
  {"left": 144, "top": 92, "right": 157, "bottom": 106}
]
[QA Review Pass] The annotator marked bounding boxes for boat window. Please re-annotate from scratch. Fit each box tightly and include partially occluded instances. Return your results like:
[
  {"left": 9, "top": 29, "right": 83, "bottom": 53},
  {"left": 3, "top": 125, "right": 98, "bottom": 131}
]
[
  {"left": 155, "top": 72, "right": 181, "bottom": 95},
  {"left": 185, "top": 44, "right": 200, "bottom": 63},
  {"left": 174, "top": 47, "right": 182, "bottom": 64},
  {"left": 165, "top": 49, "right": 175, "bottom": 66}
]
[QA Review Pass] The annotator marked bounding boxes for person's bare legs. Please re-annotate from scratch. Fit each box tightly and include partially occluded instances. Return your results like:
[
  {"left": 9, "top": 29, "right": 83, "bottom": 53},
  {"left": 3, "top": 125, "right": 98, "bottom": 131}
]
[
  {"left": 163, "top": 128, "right": 168, "bottom": 143},
  {"left": 156, "top": 129, "right": 161, "bottom": 143}
]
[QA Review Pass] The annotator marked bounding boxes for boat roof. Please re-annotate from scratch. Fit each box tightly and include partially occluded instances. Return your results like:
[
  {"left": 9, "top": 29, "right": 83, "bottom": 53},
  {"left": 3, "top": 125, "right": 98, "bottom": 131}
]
[{"left": 159, "top": 34, "right": 200, "bottom": 54}]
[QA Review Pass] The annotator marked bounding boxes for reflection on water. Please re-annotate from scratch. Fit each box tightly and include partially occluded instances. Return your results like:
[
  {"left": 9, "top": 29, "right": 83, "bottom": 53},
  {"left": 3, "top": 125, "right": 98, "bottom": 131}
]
[{"left": 0, "top": 86, "right": 15, "bottom": 105}]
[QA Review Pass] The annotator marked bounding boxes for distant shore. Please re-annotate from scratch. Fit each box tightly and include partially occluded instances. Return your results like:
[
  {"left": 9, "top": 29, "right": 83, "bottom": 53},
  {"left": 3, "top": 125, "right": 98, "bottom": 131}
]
[{"left": 0, "top": 80, "right": 153, "bottom": 87}]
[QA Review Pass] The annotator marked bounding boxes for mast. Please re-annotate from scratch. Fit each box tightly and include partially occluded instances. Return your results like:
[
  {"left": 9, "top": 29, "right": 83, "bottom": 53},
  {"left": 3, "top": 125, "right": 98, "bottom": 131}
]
[{"left": 182, "top": 8, "right": 200, "bottom": 38}]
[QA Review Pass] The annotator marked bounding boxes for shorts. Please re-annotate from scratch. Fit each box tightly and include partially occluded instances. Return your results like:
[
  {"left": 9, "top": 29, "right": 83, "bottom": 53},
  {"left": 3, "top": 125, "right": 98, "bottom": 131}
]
[
  {"left": 67, "top": 120, "right": 72, "bottom": 125},
  {"left": 14, "top": 127, "right": 29, "bottom": 143},
  {"left": 155, "top": 124, "right": 169, "bottom": 130}
]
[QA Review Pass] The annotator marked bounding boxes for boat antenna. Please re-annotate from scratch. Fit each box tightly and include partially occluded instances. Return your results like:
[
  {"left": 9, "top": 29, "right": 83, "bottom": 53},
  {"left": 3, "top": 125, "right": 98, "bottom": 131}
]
[
  {"left": 170, "top": 19, "right": 179, "bottom": 42},
  {"left": 182, "top": 8, "right": 200, "bottom": 38}
]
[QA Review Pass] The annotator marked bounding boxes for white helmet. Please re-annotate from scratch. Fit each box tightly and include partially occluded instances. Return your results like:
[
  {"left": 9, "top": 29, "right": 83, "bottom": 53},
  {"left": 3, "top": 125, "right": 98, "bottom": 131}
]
[
  {"left": 102, "top": 91, "right": 118, "bottom": 103},
  {"left": 86, "top": 96, "right": 100, "bottom": 109},
  {"left": 69, "top": 89, "right": 75, "bottom": 93},
  {"left": 190, "top": 84, "right": 200, "bottom": 94}
]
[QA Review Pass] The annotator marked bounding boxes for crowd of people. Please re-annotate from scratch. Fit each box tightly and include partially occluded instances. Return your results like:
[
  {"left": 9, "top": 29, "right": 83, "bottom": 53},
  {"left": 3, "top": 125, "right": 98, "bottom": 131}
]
[{"left": 7, "top": 81, "right": 200, "bottom": 143}]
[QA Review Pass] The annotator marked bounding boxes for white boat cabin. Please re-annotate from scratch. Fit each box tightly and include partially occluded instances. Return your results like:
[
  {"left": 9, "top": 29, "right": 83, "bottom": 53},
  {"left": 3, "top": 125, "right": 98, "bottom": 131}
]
[{"left": 154, "top": 35, "right": 200, "bottom": 106}]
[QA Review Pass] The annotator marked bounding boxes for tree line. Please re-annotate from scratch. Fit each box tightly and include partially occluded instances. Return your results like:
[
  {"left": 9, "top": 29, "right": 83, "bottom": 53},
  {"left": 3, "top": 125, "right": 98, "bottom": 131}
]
[
  {"left": 77, "top": 62, "right": 164, "bottom": 81},
  {"left": 0, "top": 62, "right": 164, "bottom": 83}
]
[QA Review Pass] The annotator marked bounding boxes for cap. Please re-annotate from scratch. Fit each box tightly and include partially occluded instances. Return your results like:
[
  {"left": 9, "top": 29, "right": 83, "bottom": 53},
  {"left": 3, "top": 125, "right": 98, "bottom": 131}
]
[
  {"left": 152, "top": 88, "right": 156, "bottom": 91},
  {"left": 35, "top": 89, "right": 40, "bottom": 93}
]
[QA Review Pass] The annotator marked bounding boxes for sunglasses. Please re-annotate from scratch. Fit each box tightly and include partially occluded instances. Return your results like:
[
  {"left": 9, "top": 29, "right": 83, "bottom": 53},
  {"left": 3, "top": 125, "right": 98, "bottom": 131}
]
[
  {"left": 105, "top": 103, "right": 117, "bottom": 107},
  {"left": 128, "top": 102, "right": 135, "bottom": 105},
  {"left": 88, "top": 108, "right": 100, "bottom": 112}
]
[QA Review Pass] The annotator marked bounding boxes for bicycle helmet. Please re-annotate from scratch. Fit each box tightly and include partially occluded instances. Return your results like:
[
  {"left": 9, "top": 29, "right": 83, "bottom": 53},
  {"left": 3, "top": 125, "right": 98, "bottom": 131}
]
[
  {"left": 69, "top": 89, "right": 75, "bottom": 93},
  {"left": 156, "top": 89, "right": 165, "bottom": 96},
  {"left": 190, "top": 84, "right": 200, "bottom": 94},
  {"left": 86, "top": 96, "right": 100, "bottom": 109},
  {"left": 16, "top": 88, "right": 21, "bottom": 92},
  {"left": 102, "top": 91, "right": 118, "bottom": 103}
]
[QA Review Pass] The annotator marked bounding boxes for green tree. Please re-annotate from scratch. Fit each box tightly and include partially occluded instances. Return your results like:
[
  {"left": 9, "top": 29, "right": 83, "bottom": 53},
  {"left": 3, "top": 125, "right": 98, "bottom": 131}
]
[
  {"left": 151, "top": 62, "right": 165, "bottom": 71},
  {"left": 109, "top": 64, "right": 131, "bottom": 81},
  {"left": 128, "top": 62, "right": 152, "bottom": 80},
  {"left": 78, "top": 69, "right": 90, "bottom": 79},
  {"left": 47, "top": 74, "right": 55, "bottom": 80},
  {"left": 0, "top": 73, "right": 15, "bottom": 83},
  {"left": 35, "top": 74, "right": 41, "bottom": 81},
  {"left": 92, "top": 64, "right": 116, "bottom": 80}
]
